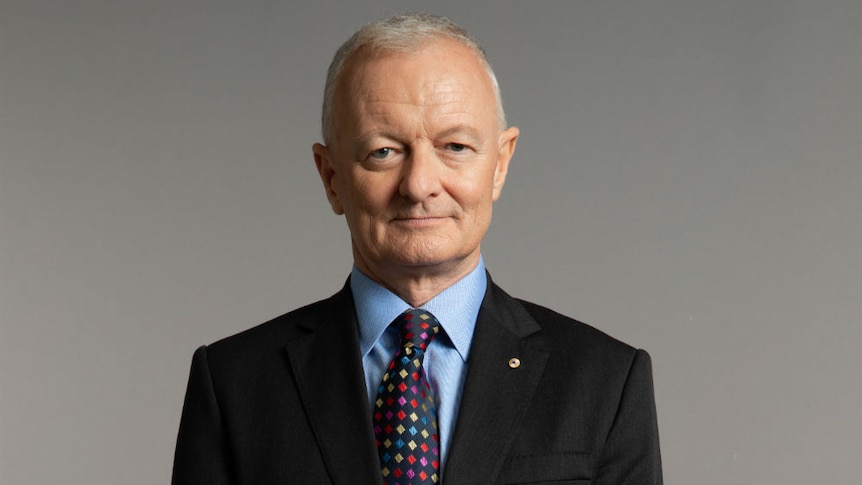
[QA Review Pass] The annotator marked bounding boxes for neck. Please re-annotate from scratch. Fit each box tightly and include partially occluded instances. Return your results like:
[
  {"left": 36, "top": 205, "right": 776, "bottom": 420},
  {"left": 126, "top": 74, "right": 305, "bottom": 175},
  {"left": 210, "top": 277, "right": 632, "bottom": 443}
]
[{"left": 354, "top": 252, "right": 481, "bottom": 308}]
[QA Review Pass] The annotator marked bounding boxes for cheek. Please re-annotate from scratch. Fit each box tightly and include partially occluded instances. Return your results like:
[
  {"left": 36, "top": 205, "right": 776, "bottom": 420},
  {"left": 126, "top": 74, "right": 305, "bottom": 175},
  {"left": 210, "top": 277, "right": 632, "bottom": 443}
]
[
  {"left": 344, "top": 174, "right": 392, "bottom": 216},
  {"left": 450, "top": 171, "right": 497, "bottom": 210}
]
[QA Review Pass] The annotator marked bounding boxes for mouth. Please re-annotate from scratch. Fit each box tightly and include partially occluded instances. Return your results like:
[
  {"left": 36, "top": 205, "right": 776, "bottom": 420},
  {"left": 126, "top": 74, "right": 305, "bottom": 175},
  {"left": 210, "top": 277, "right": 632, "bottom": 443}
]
[{"left": 392, "top": 216, "right": 450, "bottom": 226}]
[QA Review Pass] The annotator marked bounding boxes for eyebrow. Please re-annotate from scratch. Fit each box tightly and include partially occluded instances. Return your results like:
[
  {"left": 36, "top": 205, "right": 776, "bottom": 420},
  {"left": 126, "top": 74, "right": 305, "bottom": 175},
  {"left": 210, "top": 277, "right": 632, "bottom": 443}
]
[{"left": 433, "top": 125, "right": 484, "bottom": 144}]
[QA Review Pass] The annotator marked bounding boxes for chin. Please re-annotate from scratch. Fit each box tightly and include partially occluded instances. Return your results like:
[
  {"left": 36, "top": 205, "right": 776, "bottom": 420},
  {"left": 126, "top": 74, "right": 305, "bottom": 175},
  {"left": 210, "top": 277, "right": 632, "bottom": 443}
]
[
  {"left": 387, "top": 247, "right": 475, "bottom": 271},
  {"left": 386, "top": 252, "right": 449, "bottom": 268},
  {"left": 389, "top": 239, "right": 453, "bottom": 263}
]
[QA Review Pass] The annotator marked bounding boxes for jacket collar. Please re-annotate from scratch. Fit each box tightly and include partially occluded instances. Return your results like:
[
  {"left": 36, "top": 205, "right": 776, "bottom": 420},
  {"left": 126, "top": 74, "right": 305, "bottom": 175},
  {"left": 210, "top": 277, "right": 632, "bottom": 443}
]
[
  {"left": 284, "top": 281, "right": 381, "bottom": 485},
  {"left": 442, "top": 278, "right": 549, "bottom": 485}
]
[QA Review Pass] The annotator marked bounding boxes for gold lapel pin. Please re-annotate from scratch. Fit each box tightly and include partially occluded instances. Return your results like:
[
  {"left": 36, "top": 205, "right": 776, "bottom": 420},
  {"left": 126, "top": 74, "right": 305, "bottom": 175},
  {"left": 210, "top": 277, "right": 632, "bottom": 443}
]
[{"left": 508, "top": 357, "right": 521, "bottom": 369}]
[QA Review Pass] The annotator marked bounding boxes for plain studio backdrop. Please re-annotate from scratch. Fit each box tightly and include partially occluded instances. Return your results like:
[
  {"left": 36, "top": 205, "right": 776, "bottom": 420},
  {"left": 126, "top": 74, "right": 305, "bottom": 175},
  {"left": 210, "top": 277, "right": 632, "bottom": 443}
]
[{"left": 2, "top": 1, "right": 860, "bottom": 483}]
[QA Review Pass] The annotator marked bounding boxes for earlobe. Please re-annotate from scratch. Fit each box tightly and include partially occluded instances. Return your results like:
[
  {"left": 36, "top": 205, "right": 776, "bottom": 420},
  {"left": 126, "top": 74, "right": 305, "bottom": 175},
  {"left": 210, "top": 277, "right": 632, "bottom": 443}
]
[
  {"left": 492, "top": 127, "right": 519, "bottom": 200},
  {"left": 312, "top": 143, "right": 345, "bottom": 215}
]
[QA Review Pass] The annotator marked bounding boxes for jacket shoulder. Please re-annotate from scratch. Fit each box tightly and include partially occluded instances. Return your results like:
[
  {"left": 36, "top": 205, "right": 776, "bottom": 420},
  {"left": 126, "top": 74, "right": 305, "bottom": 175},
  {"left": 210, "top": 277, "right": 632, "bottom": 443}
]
[
  {"left": 516, "top": 298, "right": 641, "bottom": 359},
  {"left": 204, "top": 286, "right": 352, "bottom": 362}
]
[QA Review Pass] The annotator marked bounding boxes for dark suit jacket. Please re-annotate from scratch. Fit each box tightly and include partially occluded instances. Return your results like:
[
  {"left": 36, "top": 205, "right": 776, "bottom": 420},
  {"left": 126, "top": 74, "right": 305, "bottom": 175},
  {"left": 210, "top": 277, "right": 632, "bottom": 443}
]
[{"left": 172, "top": 278, "right": 662, "bottom": 484}]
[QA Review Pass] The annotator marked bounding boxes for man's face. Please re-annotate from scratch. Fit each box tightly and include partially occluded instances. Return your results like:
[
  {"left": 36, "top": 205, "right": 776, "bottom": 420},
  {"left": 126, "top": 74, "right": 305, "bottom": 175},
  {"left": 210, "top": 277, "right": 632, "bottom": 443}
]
[{"left": 313, "top": 38, "right": 518, "bottom": 282}]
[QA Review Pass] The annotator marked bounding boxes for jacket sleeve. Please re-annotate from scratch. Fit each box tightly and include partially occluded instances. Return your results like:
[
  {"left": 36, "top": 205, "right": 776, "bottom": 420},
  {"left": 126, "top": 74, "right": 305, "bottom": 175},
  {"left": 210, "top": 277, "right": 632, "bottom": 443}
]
[
  {"left": 172, "top": 346, "right": 235, "bottom": 485},
  {"left": 594, "top": 349, "right": 663, "bottom": 484}
]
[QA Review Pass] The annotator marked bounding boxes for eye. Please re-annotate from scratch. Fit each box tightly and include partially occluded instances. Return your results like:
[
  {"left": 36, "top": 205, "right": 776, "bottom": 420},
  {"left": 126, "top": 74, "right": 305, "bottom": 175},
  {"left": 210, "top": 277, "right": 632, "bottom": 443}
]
[
  {"left": 369, "top": 147, "right": 393, "bottom": 159},
  {"left": 447, "top": 143, "right": 468, "bottom": 152}
]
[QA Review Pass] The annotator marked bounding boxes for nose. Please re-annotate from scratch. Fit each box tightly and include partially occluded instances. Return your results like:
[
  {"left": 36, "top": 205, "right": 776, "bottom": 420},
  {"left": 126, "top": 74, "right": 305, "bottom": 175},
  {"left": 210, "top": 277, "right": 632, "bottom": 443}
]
[{"left": 399, "top": 144, "right": 443, "bottom": 202}]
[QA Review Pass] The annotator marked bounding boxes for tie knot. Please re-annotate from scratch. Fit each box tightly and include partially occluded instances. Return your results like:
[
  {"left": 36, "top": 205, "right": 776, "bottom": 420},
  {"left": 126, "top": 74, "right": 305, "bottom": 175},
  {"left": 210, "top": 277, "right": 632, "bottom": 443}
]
[{"left": 396, "top": 308, "right": 440, "bottom": 352}]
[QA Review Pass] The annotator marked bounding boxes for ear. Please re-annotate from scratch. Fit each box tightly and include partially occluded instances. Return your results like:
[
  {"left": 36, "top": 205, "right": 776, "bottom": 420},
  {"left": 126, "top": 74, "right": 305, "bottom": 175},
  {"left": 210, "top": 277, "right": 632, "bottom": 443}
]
[
  {"left": 492, "top": 126, "right": 519, "bottom": 201},
  {"left": 312, "top": 142, "right": 345, "bottom": 215}
]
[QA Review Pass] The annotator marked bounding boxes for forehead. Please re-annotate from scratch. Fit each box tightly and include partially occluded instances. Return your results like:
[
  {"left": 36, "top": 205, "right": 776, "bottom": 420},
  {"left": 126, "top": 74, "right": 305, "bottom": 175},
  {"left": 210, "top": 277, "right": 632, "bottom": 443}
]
[{"left": 332, "top": 38, "right": 497, "bottom": 132}]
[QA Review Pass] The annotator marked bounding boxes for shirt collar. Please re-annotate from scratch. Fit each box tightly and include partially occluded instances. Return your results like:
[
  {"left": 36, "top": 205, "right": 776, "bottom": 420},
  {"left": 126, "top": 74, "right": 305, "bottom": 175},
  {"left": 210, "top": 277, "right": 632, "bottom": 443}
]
[{"left": 351, "top": 257, "right": 487, "bottom": 362}]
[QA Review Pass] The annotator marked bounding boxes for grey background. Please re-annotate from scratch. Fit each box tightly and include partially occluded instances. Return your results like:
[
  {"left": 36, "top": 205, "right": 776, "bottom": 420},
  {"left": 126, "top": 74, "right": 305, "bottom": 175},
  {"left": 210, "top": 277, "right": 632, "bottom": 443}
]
[{"left": 2, "top": 0, "right": 860, "bottom": 483}]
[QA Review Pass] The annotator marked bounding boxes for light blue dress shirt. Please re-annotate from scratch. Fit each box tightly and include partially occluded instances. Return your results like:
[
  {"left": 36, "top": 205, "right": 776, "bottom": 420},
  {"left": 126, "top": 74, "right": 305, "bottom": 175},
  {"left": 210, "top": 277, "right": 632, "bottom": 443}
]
[{"left": 351, "top": 257, "right": 487, "bottom": 473}]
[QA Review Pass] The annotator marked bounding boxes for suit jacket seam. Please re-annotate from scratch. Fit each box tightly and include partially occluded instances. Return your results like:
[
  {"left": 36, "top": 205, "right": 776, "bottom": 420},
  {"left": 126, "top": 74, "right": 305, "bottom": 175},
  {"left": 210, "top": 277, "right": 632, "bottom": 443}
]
[
  {"left": 591, "top": 347, "right": 641, "bottom": 479},
  {"left": 199, "top": 345, "right": 239, "bottom": 483}
]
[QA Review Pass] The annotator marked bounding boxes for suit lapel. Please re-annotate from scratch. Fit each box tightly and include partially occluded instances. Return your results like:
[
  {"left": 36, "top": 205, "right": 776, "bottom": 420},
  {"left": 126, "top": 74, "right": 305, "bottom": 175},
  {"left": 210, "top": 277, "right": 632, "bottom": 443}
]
[
  {"left": 284, "top": 283, "right": 381, "bottom": 485},
  {"left": 443, "top": 281, "right": 549, "bottom": 485}
]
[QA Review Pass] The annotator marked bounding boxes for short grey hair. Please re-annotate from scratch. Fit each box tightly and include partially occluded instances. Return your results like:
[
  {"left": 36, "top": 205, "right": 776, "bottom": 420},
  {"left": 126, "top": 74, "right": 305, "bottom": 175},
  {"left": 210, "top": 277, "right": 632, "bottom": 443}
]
[{"left": 320, "top": 13, "right": 506, "bottom": 145}]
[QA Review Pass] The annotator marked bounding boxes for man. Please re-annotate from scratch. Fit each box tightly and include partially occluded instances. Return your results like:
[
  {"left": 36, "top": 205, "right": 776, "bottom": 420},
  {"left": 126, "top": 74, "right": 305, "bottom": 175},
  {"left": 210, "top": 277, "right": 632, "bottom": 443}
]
[{"left": 173, "top": 13, "right": 662, "bottom": 485}]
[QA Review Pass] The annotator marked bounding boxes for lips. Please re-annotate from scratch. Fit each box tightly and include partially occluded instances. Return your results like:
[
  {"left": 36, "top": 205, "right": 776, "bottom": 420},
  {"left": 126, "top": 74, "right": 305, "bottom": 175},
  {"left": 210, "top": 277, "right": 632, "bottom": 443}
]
[
  {"left": 392, "top": 211, "right": 450, "bottom": 220},
  {"left": 394, "top": 216, "right": 445, "bottom": 221},
  {"left": 391, "top": 215, "right": 450, "bottom": 226}
]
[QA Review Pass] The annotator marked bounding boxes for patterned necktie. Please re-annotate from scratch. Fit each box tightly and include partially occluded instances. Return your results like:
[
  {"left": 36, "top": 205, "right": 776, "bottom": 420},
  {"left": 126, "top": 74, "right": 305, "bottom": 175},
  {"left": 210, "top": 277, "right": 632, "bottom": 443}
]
[{"left": 373, "top": 309, "right": 441, "bottom": 484}]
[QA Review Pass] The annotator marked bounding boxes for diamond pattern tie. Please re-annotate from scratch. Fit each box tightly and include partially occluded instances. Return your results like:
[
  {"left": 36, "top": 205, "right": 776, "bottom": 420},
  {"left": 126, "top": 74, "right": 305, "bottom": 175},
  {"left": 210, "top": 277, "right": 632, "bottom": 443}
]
[{"left": 373, "top": 309, "right": 441, "bottom": 484}]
